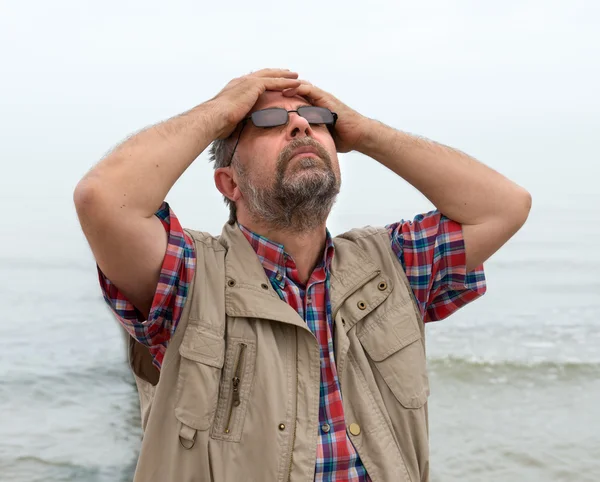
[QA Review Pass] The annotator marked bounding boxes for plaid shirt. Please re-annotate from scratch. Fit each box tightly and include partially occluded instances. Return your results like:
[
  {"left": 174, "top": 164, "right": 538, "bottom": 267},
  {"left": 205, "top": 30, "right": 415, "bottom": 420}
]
[{"left": 99, "top": 202, "right": 486, "bottom": 481}]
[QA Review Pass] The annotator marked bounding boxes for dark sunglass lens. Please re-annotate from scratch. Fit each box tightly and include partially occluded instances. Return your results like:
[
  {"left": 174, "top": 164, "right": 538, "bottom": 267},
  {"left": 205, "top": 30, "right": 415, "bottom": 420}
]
[
  {"left": 251, "top": 108, "right": 288, "bottom": 127},
  {"left": 298, "top": 106, "right": 333, "bottom": 125}
]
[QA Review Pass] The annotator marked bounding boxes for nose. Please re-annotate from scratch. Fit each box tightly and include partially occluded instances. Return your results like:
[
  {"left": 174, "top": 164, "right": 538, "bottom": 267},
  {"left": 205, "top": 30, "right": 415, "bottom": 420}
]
[{"left": 286, "top": 111, "right": 314, "bottom": 139}]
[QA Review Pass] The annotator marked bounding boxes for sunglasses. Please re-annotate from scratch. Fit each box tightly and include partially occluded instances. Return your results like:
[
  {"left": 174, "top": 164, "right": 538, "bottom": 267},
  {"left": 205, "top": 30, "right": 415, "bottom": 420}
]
[
  {"left": 227, "top": 106, "right": 338, "bottom": 165},
  {"left": 243, "top": 106, "right": 338, "bottom": 128}
]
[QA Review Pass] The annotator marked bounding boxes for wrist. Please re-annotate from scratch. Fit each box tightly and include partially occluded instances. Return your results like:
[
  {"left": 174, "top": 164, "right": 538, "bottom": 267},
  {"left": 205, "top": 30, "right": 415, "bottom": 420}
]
[
  {"left": 190, "top": 99, "right": 229, "bottom": 141},
  {"left": 355, "top": 118, "right": 386, "bottom": 157}
]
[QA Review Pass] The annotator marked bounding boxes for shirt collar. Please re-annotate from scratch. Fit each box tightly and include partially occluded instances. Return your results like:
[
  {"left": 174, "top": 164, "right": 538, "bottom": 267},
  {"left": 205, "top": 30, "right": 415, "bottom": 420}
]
[{"left": 238, "top": 224, "right": 335, "bottom": 287}]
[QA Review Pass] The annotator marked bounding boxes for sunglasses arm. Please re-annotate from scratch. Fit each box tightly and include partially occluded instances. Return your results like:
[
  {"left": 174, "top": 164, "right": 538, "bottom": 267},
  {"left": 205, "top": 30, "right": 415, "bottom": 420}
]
[{"left": 227, "top": 119, "right": 248, "bottom": 166}]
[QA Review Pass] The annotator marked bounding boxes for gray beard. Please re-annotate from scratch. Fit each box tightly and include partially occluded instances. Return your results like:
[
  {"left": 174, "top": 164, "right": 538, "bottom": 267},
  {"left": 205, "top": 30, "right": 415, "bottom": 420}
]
[{"left": 238, "top": 156, "right": 340, "bottom": 233}]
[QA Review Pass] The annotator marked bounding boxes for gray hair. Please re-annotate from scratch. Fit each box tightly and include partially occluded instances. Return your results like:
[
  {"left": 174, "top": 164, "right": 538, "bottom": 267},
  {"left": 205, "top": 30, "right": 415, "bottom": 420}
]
[{"left": 208, "top": 138, "right": 238, "bottom": 225}]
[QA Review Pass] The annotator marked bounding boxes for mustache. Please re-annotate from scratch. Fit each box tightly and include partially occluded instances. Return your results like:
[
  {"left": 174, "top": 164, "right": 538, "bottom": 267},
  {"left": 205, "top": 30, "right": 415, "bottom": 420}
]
[{"left": 277, "top": 137, "right": 332, "bottom": 171}]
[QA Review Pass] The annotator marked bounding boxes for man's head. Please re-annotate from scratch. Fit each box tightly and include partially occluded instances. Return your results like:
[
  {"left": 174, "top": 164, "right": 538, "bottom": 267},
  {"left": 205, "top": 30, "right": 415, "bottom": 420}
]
[{"left": 209, "top": 91, "right": 341, "bottom": 232}]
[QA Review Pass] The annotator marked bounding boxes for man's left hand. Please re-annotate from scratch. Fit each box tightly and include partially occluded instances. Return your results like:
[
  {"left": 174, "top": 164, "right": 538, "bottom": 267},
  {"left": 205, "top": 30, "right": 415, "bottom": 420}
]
[{"left": 283, "top": 80, "right": 370, "bottom": 153}]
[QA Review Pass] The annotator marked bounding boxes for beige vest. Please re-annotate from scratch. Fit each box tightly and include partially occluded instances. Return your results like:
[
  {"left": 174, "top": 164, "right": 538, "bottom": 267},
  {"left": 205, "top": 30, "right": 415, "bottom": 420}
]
[{"left": 128, "top": 223, "right": 430, "bottom": 482}]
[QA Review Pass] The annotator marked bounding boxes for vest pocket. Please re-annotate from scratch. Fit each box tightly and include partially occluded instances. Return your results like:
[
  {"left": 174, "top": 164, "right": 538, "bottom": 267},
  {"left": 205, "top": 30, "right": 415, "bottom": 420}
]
[
  {"left": 174, "top": 326, "right": 225, "bottom": 448},
  {"left": 211, "top": 337, "right": 256, "bottom": 443},
  {"left": 357, "top": 306, "right": 429, "bottom": 409}
]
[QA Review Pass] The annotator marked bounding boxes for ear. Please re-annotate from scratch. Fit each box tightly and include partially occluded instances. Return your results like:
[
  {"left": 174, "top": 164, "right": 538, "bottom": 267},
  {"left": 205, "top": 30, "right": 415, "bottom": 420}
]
[{"left": 214, "top": 167, "right": 242, "bottom": 202}]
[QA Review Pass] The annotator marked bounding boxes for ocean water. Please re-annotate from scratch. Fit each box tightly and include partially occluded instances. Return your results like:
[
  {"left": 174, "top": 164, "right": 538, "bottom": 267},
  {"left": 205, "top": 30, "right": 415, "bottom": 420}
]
[{"left": 1, "top": 180, "right": 599, "bottom": 482}]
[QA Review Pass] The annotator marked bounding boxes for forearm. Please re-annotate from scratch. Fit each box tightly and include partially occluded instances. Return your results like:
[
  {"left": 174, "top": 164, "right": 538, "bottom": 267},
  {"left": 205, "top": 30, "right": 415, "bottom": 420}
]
[
  {"left": 76, "top": 100, "right": 223, "bottom": 218},
  {"left": 357, "top": 120, "right": 531, "bottom": 226}
]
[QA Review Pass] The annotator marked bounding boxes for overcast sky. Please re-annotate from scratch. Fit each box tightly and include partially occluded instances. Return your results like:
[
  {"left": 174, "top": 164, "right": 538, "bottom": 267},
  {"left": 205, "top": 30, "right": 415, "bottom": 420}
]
[{"left": 1, "top": 0, "right": 598, "bottom": 261}]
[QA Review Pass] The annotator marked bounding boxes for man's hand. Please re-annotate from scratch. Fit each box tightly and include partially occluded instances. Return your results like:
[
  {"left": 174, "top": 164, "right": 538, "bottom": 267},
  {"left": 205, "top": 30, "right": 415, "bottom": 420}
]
[
  {"left": 211, "top": 69, "right": 301, "bottom": 139},
  {"left": 283, "top": 80, "right": 369, "bottom": 153},
  {"left": 74, "top": 68, "right": 300, "bottom": 317}
]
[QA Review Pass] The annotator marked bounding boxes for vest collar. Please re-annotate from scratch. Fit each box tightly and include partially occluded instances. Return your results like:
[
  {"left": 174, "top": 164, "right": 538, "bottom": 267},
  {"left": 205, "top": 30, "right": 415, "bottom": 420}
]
[
  {"left": 219, "top": 223, "right": 386, "bottom": 329},
  {"left": 220, "top": 223, "right": 305, "bottom": 329}
]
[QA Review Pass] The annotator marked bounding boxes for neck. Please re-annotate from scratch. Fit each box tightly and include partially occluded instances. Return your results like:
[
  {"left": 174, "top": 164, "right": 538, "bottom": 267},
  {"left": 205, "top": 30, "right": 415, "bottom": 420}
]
[{"left": 237, "top": 215, "right": 328, "bottom": 285}]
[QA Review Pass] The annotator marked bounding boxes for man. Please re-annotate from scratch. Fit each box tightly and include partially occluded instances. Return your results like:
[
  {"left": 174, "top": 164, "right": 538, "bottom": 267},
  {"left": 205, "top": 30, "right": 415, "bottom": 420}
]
[{"left": 74, "top": 69, "right": 531, "bottom": 482}]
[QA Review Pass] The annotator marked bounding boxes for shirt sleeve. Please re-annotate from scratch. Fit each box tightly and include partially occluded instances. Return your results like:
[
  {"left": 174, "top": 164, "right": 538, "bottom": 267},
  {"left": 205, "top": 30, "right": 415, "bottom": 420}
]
[
  {"left": 97, "top": 202, "right": 196, "bottom": 369},
  {"left": 386, "top": 210, "right": 486, "bottom": 323}
]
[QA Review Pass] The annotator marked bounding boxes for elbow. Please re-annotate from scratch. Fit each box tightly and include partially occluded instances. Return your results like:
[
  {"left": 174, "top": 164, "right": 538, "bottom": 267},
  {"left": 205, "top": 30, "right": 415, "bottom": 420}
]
[
  {"left": 520, "top": 188, "right": 532, "bottom": 220},
  {"left": 73, "top": 178, "right": 103, "bottom": 222},
  {"left": 512, "top": 187, "right": 532, "bottom": 230}
]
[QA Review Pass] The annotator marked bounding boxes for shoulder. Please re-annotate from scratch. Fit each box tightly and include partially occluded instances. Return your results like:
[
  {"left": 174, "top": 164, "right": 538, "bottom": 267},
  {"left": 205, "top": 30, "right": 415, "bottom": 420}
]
[
  {"left": 336, "top": 225, "right": 388, "bottom": 241},
  {"left": 336, "top": 225, "right": 389, "bottom": 243},
  {"left": 184, "top": 229, "right": 226, "bottom": 253},
  {"left": 333, "top": 225, "right": 399, "bottom": 269}
]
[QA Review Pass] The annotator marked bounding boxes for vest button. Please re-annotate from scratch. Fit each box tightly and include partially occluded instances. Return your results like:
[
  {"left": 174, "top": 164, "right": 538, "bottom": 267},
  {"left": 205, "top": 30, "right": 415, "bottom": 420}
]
[
  {"left": 261, "top": 283, "right": 269, "bottom": 290},
  {"left": 227, "top": 279, "right": 236, "bottom": 287},
  {"left": 278, "top": 423, "right": 286, "bottom": 431},
  {"left": 341, "top": 318, "right": 346, "bottom": 326},
  {"left": 357, "top": 301, "right": 367, "bottom": 310},
  {"left": 349, "top": 423, "right": 361, "bottom": 436},
  {"left": 378, "top": 281, "right": 387, "bottom": 291}
]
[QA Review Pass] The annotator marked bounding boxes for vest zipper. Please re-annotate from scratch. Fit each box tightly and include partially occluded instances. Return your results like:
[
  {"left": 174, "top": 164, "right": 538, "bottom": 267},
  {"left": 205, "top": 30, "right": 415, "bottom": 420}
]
[
  {"left": 286, "top": 327, "right": 299, "bottom": 481},
  {"left": 224, "top": 343, "right": 247, "bottom": 434}
]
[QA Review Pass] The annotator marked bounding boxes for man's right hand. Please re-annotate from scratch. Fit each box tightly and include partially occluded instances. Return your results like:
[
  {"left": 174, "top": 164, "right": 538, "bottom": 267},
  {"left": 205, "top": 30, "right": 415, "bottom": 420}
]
[
  {"left": 209, "top": 68, "right": 300, "bottom": 139},
  {"left": 74, "top": 68, "right": 299, "bottom": 319}
]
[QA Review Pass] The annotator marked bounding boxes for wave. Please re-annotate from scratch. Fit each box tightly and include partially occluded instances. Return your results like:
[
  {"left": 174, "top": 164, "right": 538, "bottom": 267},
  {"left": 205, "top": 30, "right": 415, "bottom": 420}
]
[
  {"left": 1, "top": 455, "right": 136, "bottom": 482},
  {"left": 428, "top": 355, "right": 600, "bottom": 381},
  {"left": 0, "top": 359, "right": 136, "bottom": 395},
  {"left": 10, "top": 455, "right": 84, "bottom": 470}
]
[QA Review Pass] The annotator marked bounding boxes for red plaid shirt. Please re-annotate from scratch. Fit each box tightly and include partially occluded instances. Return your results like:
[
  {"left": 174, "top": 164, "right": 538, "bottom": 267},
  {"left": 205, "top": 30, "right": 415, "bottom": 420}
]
[{"left": 99, "top": 202, "right": 486, "bottom": 481}]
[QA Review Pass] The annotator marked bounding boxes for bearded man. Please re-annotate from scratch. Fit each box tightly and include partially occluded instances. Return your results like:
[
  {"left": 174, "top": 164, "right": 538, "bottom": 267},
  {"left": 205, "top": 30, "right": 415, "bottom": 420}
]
[{"left": 74, "top": 68, "right": 531, "bottom": 482}]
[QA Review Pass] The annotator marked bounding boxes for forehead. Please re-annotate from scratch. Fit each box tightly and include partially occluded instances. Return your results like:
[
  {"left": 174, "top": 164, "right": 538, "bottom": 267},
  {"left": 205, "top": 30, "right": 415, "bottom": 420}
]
[{"left": 250, "top": 91, "right": 312, "bottom": 114}]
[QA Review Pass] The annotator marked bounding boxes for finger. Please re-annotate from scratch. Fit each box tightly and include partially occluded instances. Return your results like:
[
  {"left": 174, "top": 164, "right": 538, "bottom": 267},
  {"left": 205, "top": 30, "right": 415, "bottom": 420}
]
[
  {"left": 260, "top": 77, "right": 302, "bottom": 91},
  {"left": 282, "top": 88, "right": 298, "bottom": 96},
  {"left": 283, "top": 79, "right": 311, "bottom": 94},
  {"left": 283, "top": 83, "right": 314, "bottom": 99},
  {"left": 251, "top": 68, "right": 299, "bottom": 79}
]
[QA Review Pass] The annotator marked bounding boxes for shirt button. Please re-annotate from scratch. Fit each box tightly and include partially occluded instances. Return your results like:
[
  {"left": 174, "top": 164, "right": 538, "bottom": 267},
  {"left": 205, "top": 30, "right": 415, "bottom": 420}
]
[
  {"left": 349, "top": 423, "right": 361, "bottom": 436},
  {"left": 321, "top": 423, "right": 331, "bottom": 433},
  {"left": 275, "top": 272, "right": 283, "bottom": 282},
  {"left": 307, "top": 297, "right": 312, "bottom": 304}
]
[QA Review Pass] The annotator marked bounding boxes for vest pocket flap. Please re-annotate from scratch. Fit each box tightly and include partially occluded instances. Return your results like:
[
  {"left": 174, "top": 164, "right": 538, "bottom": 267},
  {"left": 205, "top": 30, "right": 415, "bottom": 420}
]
[
  {"left": 357, "top": 308, "right": 421, "bottom": 362},
  {"left": 357, "top": 306, "right": 429, "bottom": 409},
  {"left": 175, "top": 327, "right": 224, "bottom": 432},
  {"left": 179, "top": 327, "right": 225, "bottom": 368}
]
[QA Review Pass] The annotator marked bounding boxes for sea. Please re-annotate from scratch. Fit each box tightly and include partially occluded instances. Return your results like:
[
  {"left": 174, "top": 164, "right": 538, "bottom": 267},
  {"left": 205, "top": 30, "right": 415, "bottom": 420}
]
[{"left": 1, "top": 159, "right": 599, "bottom": 482}]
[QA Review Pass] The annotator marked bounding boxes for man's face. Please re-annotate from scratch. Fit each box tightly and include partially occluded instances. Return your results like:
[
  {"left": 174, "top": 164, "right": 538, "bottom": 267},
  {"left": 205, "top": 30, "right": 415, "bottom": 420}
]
[{"left": 230, "top": 91, "right": 342, "bottom": 231}]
